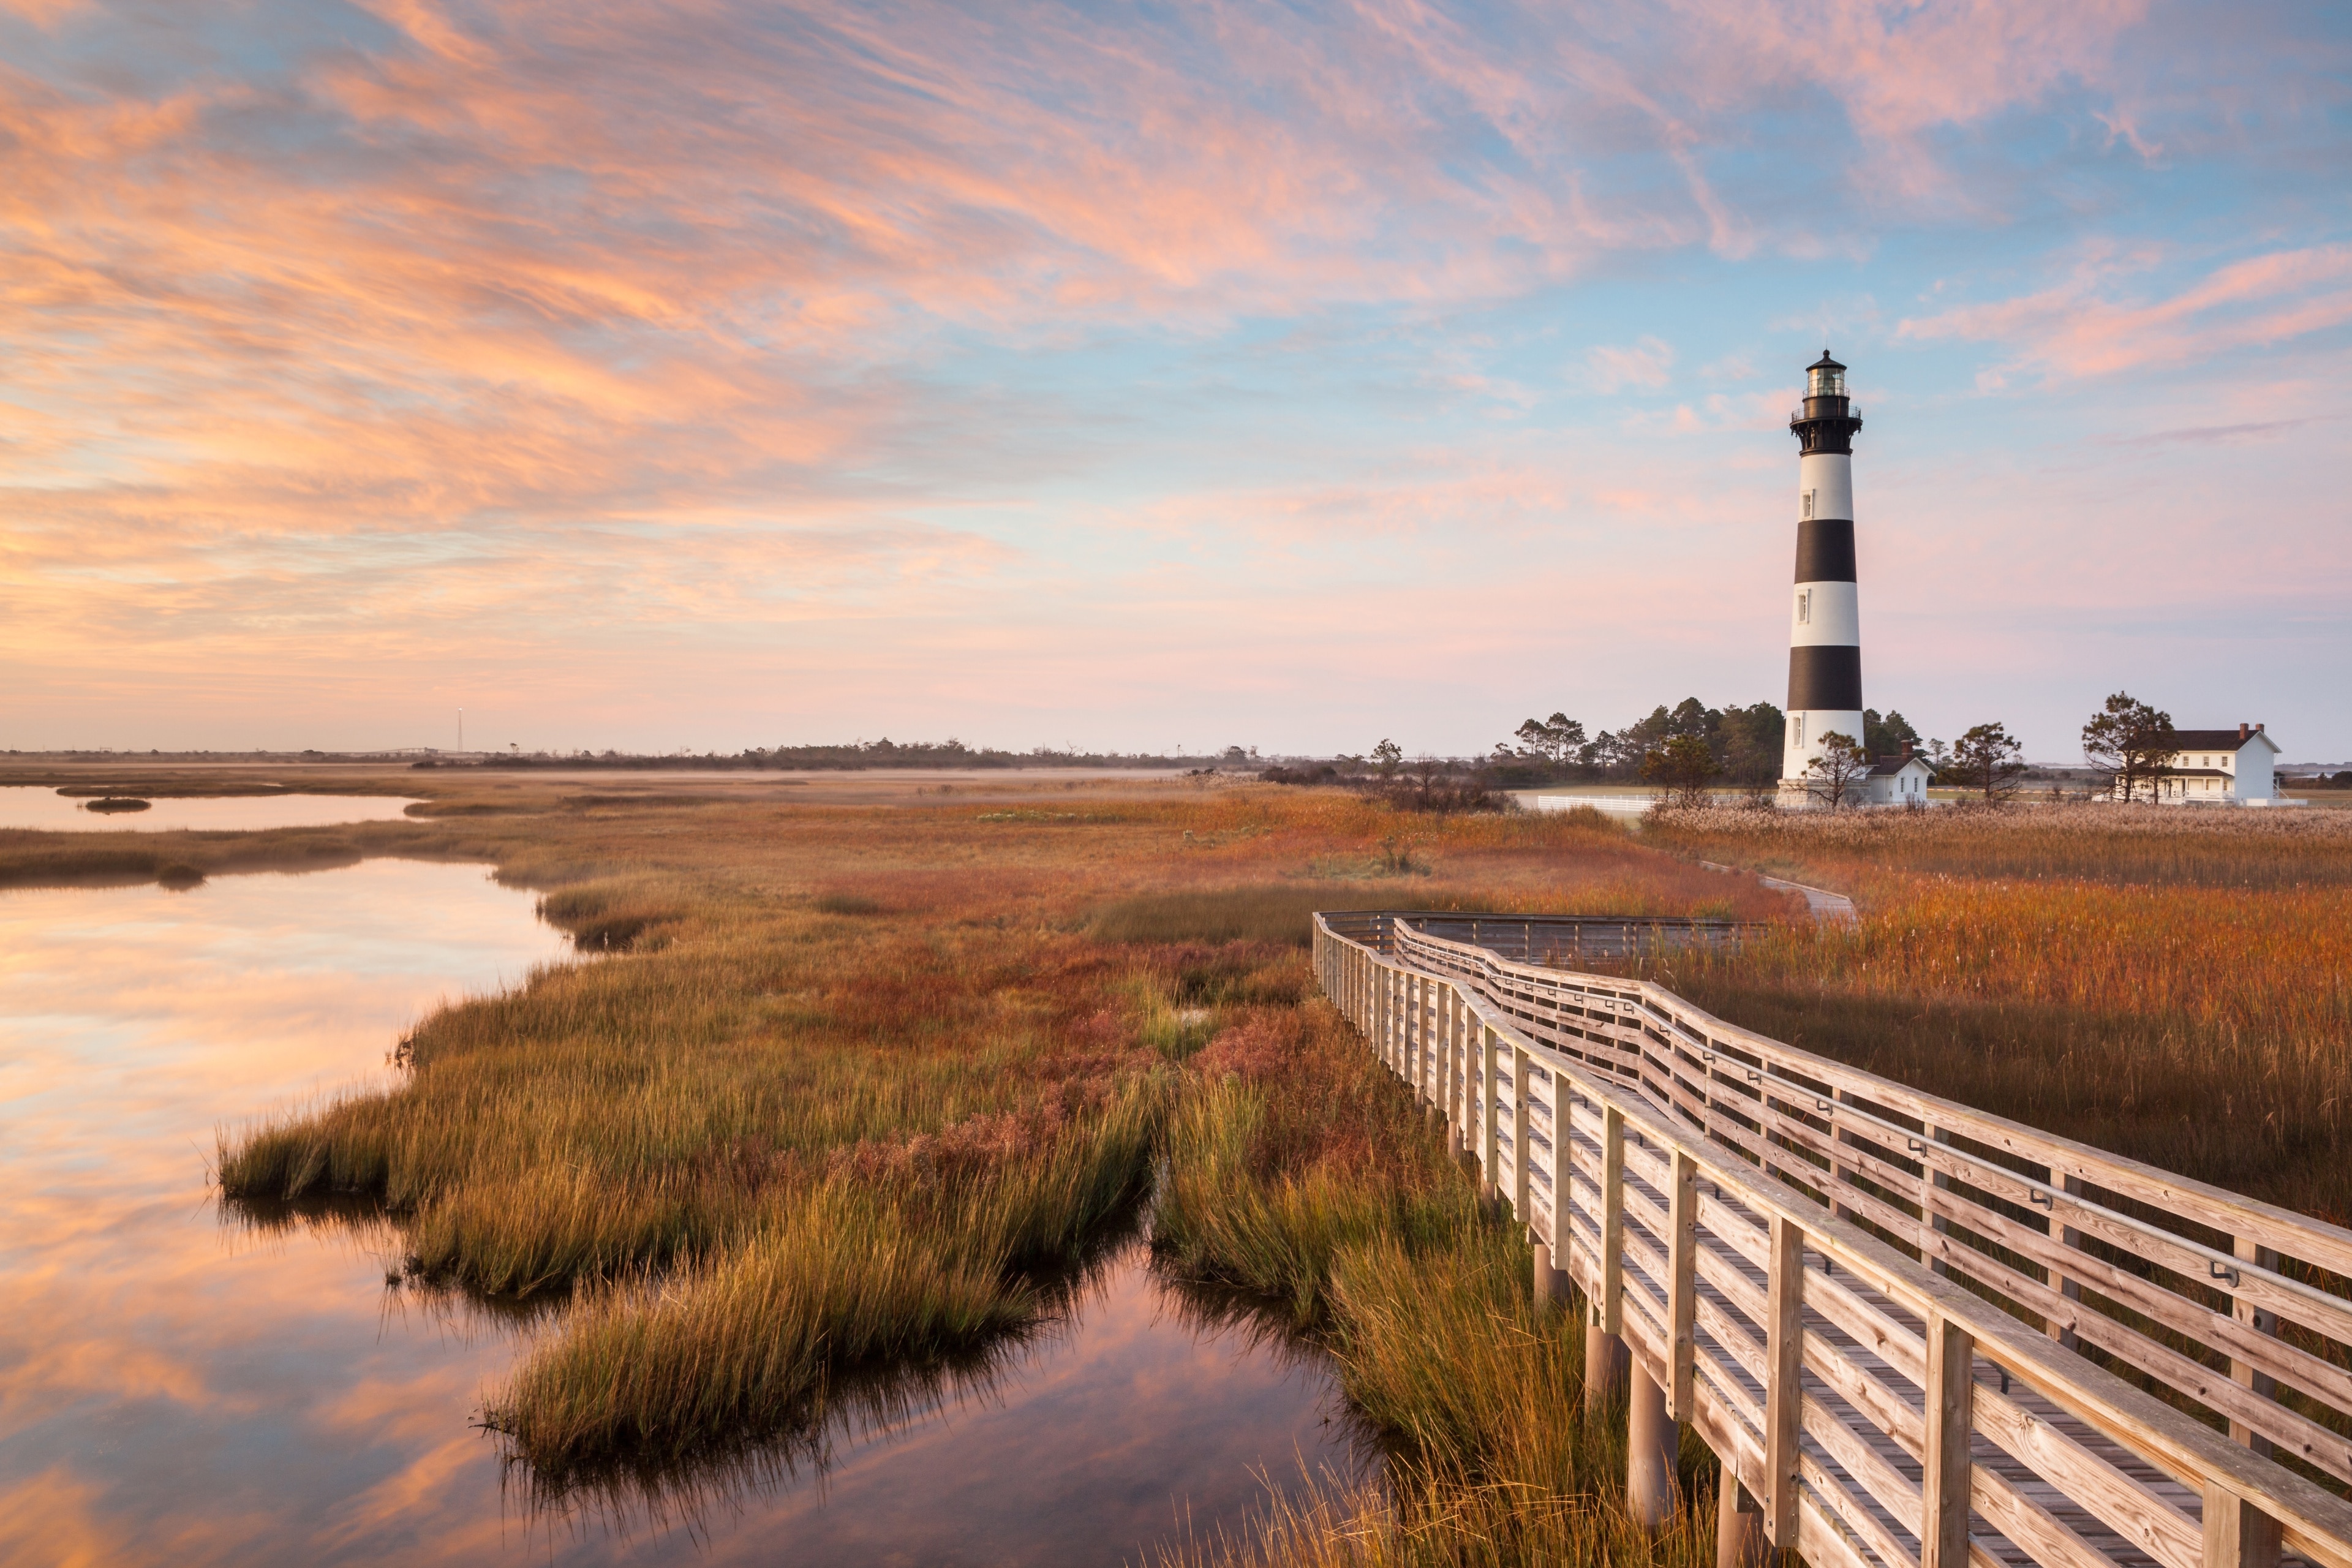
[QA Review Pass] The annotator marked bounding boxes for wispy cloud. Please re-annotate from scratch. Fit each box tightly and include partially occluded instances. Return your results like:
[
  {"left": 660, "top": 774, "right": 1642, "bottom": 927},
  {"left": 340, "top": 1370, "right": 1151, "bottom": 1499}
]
[{"left": 1899, "top": 244, "right": 2352, "bottom": 380}]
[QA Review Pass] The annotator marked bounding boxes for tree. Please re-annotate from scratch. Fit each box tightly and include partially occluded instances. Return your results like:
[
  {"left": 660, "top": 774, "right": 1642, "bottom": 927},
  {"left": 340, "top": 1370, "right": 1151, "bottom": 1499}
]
[
  {"left": 1642, "top": 734, "right": 1720, "bottom": 810},
  {"left": 1805, "top": 731, "right": 1871, "bottom": 810},
  {"left": 1717, "top": 701, "right": 1786, "bottom": 792},
  {"left": 1370, "top": 738, "right": 1404, "bottom": 780},
  {"left": 2081, "top": 693, "right": 2176, "bottom": 802},
  {"left": 1510, "top": 712, "right": 1586, "bottom": 767},
  {"left": 1864, "top": 708, "right": 1922, "bottom": 758},
  {"left": 1949, "top": 722, "right": 2027, "bottom": 804}
]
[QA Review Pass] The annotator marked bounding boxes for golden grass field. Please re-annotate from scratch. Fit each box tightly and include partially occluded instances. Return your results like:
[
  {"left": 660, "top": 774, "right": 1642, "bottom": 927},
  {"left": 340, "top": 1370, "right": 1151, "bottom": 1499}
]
[{"left": 7, "top": 766, "right": 2345, "bottom": 1563}]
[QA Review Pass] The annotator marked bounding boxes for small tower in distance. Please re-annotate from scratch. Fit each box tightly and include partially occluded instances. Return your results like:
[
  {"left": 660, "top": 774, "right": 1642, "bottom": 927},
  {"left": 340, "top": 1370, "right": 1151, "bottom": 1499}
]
[{"left": 1779, "top": 352, "right": 1866, "bottom": 801}]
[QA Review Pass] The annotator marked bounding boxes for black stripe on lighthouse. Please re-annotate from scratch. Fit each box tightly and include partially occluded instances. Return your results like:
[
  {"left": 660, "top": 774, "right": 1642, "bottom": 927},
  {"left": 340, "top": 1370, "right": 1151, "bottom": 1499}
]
[
  {"left": 1793, "top": 518, "right": 1856, "bottom": 582},
  {"left": 1787, "top": 645, "right": 1863, "bottom": 712}
]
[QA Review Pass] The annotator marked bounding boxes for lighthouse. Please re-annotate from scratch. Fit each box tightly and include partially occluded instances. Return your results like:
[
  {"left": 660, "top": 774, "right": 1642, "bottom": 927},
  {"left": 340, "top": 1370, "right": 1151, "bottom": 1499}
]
[{"left": 1779, "top": 352, "right": 1866, "bottom": 797}]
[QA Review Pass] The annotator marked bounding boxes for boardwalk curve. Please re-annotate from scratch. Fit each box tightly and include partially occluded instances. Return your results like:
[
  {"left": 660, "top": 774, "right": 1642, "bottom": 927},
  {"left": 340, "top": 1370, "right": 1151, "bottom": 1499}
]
[{"left": 1315, "top": 910, "right": 2352, "bottom": 1568}]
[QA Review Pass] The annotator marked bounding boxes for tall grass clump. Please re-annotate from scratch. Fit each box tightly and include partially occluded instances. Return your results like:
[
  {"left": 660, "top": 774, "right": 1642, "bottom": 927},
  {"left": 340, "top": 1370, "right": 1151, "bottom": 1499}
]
[
  {"left": 1159, "top": 984, "right": 1719, "bottom": 1561},
  {"left": 492, "top": 1076, "right": 1163, "bottom": 1474}
]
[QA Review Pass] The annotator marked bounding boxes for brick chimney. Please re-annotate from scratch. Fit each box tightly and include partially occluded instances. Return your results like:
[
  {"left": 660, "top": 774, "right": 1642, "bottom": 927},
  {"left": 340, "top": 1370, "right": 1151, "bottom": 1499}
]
[
  {"left": 2239, "top": 722, "right": 2249, "bottom": 741},
  {"left": 1901, "top": 741, "right": 1913, "bottom": 759}
]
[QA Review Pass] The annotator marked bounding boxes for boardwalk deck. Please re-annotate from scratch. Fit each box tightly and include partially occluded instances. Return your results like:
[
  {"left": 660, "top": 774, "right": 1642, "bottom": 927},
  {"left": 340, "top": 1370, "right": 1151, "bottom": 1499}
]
[{"left": 1316, "top": 911, "right": 2352, "bottom": 1568}]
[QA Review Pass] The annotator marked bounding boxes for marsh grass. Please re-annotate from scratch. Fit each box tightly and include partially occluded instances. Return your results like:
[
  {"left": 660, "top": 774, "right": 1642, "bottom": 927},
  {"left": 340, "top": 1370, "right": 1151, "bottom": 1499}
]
[
  {"left": 1648, "top": 850, "right": 2352, "bottom": 1222},
  {"left": 491, "top": 1076, "right": 1163, "bottom": 1474},
  {"left": 1156, "top": 989, "right": 1720, "bottom": 1562}
]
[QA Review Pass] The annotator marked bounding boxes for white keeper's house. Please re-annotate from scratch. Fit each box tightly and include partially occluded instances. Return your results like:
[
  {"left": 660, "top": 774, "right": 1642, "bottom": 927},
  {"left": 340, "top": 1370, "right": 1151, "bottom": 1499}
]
[
  {"left": 2122, "top": 722, "right": 2283, "bottom": 804},
  {"left": 1864, "top": 746, "right": 1935, "bottom": 805}
]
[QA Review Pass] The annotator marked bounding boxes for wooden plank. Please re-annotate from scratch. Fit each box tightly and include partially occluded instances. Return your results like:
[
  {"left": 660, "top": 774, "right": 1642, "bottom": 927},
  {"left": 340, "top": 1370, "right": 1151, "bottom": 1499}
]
[
  {"left": 1481, "top": 1022, "right": 1501, "bottom": 1192},
  {"left": 1799, "top": 1414, "right": 1926, "bottom": 1568},
  {"left": 1967, "top": 1460, "right": 2123, "bottom": 1568},
  {"left": 1513, "top": 1043, "right": 1532, "bottom": 1224},
  {"left": 1766, "top": 1212, "right": 1806, "bottom": 1548},
  {"left": 1970, "top": 1378, "right": 2200, "bottom": 1568},
  {"left": 1670, "top": 1148, "right": 1698, "bottom": 1422},
  {"left": 1928, "top": 1223, "right": 2352, "bottom": 1490},
  {"left": 1601, "top": 1103, "right": 1626, "bottom": 1336},
  {"left": 1802, "top": 1385, "right": 1927, "bottom": 1545},
  {"left": 1798, "top": 1476, "right": 1896, "bottom": 1568},
  {"left": 1921, "top": 1186, "right": 2352, "bottom": 1439},
  {"left": 1922, "top": 1311, "right": 1975, "bottom": 1568},
  {"left": 1804, "top": 1325, "right": 1928, "bottom": 1457}
]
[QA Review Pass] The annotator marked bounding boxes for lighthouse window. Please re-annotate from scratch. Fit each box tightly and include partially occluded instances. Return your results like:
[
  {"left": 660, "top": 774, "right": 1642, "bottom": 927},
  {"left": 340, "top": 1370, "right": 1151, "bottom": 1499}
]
[
  {"left": 1797, "top": 589, "right": 1811, "bottom": 625},
  {"left": 1793, "top": 716, "right": 1806, "bottom": 748},
  {"left": 1803, "top": 490, "right": 1815, "bottom": 520}
]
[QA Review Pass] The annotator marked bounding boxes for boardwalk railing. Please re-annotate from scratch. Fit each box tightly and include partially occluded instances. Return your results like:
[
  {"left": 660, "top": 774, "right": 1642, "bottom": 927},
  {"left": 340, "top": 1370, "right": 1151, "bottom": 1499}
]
[{"left": 1315, "top": 911, "right": 2352, "bottom": 1568}]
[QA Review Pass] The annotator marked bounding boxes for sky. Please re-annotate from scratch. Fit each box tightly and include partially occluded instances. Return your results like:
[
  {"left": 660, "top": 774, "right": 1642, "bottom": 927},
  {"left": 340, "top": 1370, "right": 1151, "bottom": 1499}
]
[{"left": 2, "top": 0, "right": 2347, "bottom": 762}]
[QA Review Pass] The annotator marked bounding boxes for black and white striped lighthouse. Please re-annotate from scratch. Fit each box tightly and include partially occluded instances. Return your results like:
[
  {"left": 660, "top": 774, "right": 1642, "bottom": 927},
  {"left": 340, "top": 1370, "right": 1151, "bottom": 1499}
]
[{"left": 1780, "top": 352, "right": 1866, "bottom": 790}]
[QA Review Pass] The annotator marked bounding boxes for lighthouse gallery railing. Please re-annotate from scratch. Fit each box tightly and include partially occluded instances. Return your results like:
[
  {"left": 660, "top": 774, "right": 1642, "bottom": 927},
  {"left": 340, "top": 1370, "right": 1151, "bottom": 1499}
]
[{"left": 1315, "top": 910, "right": 2352, "bottom": 1568}]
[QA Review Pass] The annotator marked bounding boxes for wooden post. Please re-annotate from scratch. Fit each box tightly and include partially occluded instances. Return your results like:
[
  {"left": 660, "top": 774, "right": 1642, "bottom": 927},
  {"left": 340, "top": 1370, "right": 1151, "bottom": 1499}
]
[
  {"left": 1586, "top": 1099, "right": 1630, "bottom": 1415},
  {"left": 1599, "top": 1105, "right": 1625, "bottom": 1335},
  {"left": 1447, "top": 993, "right": 1465, "bottom": 1159},
  {"left": 1921, "top": 1310, "right": 1975, "bottom": 1568},
  {"left": 2048, "top": 1172, "right": 2084, "bottom": 1349},
  {"left": 1512, "top": 1045, "right": 1533, "bottom": 1224},
  {"left": 1831, "top": 1087, "right": 1857, "bottom": 1223},
  {"left": 1719, "top": 1482, "right": 1768, "bottom": 1568},
  {"left": 1532, "top": 1237, "right": 1562, "bottom": 1308},
  {"left": 1763, "top": 1214, "right": 1804, "bottom": 1549},
  {"left": 2211, "top": 1234, "right": 2283, "bottom": 1568},
  {"left": 1667, "top": 1148, "right": 1698, "bottom": 1422},
  {"left": 1480, "top": 1024, "right": 1501, "bottom": 1207},
  {"left": 1926, "top": 1122, "right": 1951, "bottom": 1277},
  {"left": 1629, "top": 1364, "right": 1678, "bottom": 1528},
  {"left": 1550, "top": 1080, "right": 1572, "bottom": 1261}
]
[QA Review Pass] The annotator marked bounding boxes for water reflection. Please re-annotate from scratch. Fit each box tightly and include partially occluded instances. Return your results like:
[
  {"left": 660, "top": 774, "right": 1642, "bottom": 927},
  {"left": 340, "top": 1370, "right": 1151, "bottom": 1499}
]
[
  {"left": 0, "top": 859, "right": 1370, "bottom": 1564},
  {"left": 516, "top": 1237, "right": 1374, "bottom": 1566},
  {"left": 0, "top": 785, "right": 421, "bottom": 833}
]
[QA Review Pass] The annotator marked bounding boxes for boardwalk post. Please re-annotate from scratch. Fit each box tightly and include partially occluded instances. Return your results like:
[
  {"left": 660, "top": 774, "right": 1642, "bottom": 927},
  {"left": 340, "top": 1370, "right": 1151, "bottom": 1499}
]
[
  {"left": 1511, "top": 1044, "right": 1532, "bottom": 1223},
  {"left": 1480, "top": 1024, "right": 1501, "bottom": 1208},
  {"left": 1926, "top": 1121, "right": 1952, "bottom": 1276},
  {"left": 1921, "top": 1310, "right": 1975, "bottom": 1568},
  {"left": 1446, "top": 991, "right": 1463, "bottom": 1157},
  {"left": 1587, "top": 1103, "right": 1630, "bottom": 1414},
  {"left": 2049, "top": 1172, "right": 2084, "bottom": 1348},
  {"left": 2211, "top": 1234, "right": 2284, "bottom": 1568},
  {"left": 1831, "top": 1087, "right": 1858, "bottom": 1223},
  {"left": 1764, "top": 1214, "right": 1804, "bottom": 1549},
  {"left": 1629, "top": 1364, "right": 1678, "bottom": 1528},
  {"left": 1667, "top": 1149, "right": 1698, "bottom": 1421},
  {"left": 1718, "top": 1483, "right": 1767, "bottom": 1568}
]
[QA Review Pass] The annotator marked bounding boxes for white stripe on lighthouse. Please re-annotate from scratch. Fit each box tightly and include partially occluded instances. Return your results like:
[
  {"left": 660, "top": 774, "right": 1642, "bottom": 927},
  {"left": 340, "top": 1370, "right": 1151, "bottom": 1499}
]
[
  {"left": 1790, "top": 580, "right": 1860, "bottom": 645},
  {"left": 1799, "top": 454, "right": 1853, "bottom": 523}
]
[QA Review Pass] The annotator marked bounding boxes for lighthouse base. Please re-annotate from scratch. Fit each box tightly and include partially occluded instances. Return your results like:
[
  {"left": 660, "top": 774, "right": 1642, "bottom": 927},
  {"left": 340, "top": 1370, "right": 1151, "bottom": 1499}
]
[{"left": 1774, "top": 777, "right": 1858, "bottom": 811}]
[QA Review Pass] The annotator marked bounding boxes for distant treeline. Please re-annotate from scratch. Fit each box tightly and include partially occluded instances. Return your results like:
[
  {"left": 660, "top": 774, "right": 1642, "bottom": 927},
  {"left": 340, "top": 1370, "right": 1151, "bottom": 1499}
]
[
  {"left": 1485, "top": 698, "right": 1927, "bottom": 788},
  {"left": 423, "top": 739, "right": 1248, "bottom": 772}
]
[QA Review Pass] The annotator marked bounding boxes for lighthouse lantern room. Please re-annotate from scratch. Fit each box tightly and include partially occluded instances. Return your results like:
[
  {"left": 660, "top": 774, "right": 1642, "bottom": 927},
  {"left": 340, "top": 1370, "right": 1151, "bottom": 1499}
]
[{"left": 1780, "top": 352, "right": 1867, "bottom": 799}]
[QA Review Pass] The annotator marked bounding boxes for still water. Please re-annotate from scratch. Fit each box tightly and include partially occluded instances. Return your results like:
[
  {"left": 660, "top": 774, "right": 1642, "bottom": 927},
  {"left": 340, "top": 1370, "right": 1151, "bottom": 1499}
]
[
  {"left": 0, "top": 861, "right": 1362, "bottom": 1564},
  {"left": 0, "top": 786, "right": 422, "bottom": 833}
]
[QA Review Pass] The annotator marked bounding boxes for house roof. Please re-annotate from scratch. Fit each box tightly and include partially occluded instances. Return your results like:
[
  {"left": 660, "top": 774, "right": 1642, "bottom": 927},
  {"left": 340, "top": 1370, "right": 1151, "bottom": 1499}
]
[
  {"left": 1868, "top": 755, "right": 1933, "bottom": 777},
  {"left": 2170, "top": 729, "right": 2282, "bottom": 753}
]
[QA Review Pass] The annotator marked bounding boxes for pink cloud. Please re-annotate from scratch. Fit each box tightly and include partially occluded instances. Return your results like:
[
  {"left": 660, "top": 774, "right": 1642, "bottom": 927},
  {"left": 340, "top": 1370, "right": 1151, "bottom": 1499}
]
[{"left": 1898, "top": 243, "right": 2352, "bottom": 379}]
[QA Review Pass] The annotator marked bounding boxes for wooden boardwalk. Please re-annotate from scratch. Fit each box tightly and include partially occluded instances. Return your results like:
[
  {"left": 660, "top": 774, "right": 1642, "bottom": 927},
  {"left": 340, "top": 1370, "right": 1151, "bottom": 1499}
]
[{"left": 1315, "top": 911, "right": 2352, "bottom": 1568}]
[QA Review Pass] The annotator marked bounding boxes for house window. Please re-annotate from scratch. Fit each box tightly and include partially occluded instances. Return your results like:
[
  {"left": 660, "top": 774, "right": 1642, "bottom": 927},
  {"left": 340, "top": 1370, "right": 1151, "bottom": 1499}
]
[{"left": 1798, "top": 589, "right": 1811, "bottom": 625}]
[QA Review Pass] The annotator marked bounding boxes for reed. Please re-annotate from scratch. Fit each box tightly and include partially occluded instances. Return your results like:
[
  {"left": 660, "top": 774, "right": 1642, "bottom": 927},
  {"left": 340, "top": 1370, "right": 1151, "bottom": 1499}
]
[{"left": 491, "top": 1077, "right": 1163, "bottom": 1472}]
